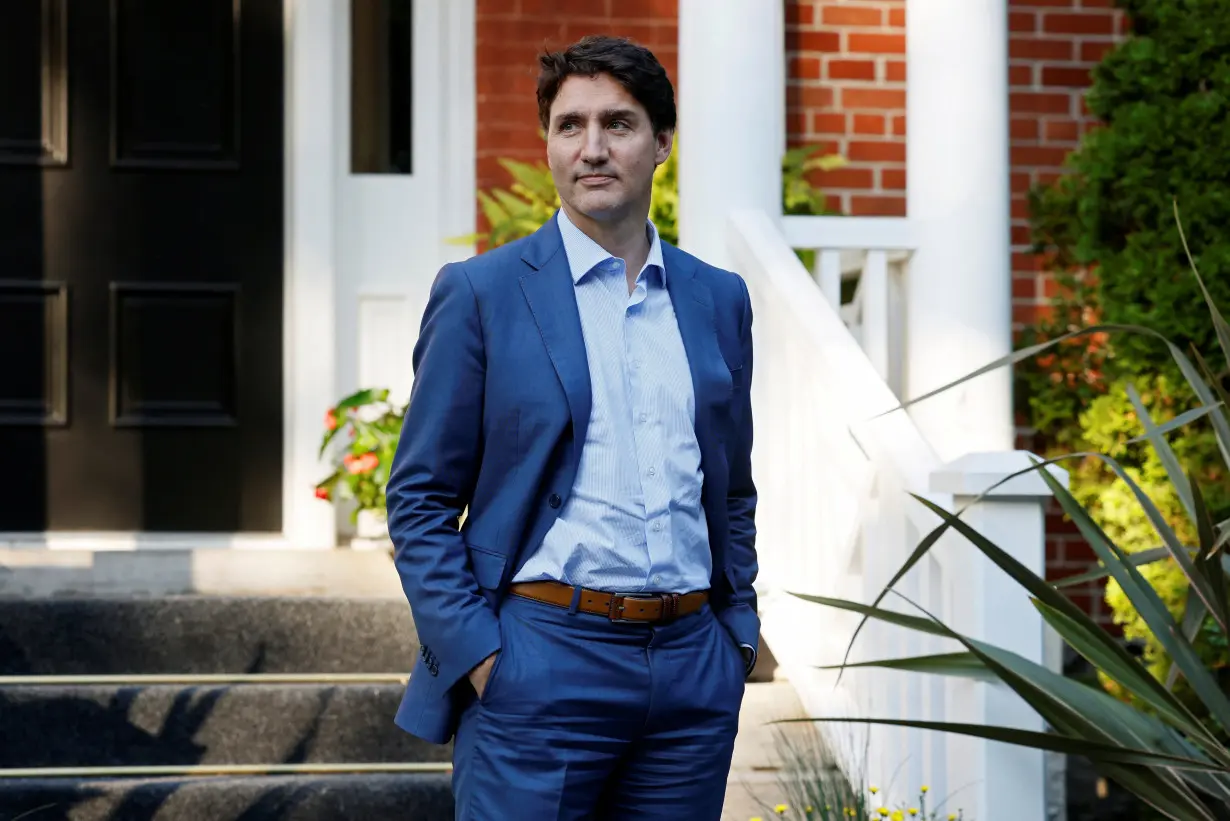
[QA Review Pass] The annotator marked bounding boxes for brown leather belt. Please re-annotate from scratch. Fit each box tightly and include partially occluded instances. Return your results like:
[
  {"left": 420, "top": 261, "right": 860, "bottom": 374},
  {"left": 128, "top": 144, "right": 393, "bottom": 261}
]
[{"left": 508, "top": 580, "right": 708, "bottom": 624}]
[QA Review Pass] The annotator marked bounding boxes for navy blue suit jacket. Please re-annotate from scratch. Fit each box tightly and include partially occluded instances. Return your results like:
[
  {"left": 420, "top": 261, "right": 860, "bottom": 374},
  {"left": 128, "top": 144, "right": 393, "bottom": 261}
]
[{"left": 385, "top": 214, "right": 759, "bottom": 744}]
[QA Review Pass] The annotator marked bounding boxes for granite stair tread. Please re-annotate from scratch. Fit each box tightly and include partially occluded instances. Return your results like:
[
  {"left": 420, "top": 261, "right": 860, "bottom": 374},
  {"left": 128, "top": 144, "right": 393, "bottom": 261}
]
[
  {"left": 0, "top": 682, "right": 448, "bottom": 768},
  {"left": 0, "top": 772, "right": 454, "bottom": 821},
  {"left": 0, "top": 597, "right": 419, "bottom": 675}
]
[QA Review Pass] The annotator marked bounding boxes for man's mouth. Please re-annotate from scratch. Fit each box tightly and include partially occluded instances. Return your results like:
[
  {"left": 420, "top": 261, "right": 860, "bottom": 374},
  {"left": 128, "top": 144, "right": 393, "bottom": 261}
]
[{"left": 578, "top": 174, "right": 615, "bottom": 184}]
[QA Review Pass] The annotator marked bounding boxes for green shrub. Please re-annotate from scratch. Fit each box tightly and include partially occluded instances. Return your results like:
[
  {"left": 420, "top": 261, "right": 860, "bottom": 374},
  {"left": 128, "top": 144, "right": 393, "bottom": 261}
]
[
  {"left": 1067, "top": 377, "right": 1230, "bottom": 729},
  {"left": 1023, "top": 0, "right": 1230, "bottom": 720},
  {"left": 1030, "top": 0, "right": 1230, "bottom": 377}
]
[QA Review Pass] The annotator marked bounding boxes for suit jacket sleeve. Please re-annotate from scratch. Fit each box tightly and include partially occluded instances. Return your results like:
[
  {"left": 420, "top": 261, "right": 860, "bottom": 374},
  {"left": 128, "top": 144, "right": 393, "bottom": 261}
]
[
  {"left": 723, "top": 275, "right": 761, "bottom": 666},
  {"left": 385, "top": 262, "right": 501, "bottom": 695}
]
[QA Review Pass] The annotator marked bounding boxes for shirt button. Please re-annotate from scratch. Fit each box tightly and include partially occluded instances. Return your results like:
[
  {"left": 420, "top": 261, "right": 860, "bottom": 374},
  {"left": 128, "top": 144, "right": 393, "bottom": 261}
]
[
  {"left": 652, "top": 521, "right": 662, "bottom": 532},
  {"left": 653, "top": 574, "right": 663, "bottom": 585},
  {"left": 648, "top": 467, "right": 656, "bottom": 477},
  {"left": 639, "top": 413, "right": 647, "bottom": 423},
  {"left": 548, "top": 493, "right": 561, "bottom": 509}
]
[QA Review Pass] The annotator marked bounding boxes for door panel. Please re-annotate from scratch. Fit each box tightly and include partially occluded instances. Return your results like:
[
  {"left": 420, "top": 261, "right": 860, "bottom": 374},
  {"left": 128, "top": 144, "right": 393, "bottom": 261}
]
[{"left": 0, "top": 0, "right": 284, "bottom": 532}]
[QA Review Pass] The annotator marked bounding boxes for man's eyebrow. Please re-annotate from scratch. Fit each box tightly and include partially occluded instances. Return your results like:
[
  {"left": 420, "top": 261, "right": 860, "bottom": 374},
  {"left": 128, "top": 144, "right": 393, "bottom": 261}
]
[
  {"left": 552, "top": 108, "right": 641, "bottom": 123},
  {"left": 601, "top": 108, "right": 639, "bottom": 120}
]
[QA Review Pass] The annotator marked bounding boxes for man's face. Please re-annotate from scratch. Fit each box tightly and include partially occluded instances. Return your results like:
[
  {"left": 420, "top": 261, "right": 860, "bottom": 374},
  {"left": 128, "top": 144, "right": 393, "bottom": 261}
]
[{"left": 545, "top": 73, "right": 672, "bottom": 225}]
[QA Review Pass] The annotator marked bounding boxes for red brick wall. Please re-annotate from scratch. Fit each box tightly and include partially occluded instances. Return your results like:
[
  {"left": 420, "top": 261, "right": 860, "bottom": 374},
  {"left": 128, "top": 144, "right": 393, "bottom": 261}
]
[
  {"left": 784, "top": 0, "right": 908, "bottom": 216},
  {"left": 1009, "top": 0, "right": 1127, "bottom": 331}
]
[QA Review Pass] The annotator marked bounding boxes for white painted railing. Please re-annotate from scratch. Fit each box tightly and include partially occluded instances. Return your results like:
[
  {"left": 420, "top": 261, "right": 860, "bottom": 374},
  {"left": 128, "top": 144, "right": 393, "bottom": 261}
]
[
  {"left": 730, "top": 210, "right": 1055, "bottom": 819},
  {"left": 781, "top": 216, "right": 912, "bottom": 398}
]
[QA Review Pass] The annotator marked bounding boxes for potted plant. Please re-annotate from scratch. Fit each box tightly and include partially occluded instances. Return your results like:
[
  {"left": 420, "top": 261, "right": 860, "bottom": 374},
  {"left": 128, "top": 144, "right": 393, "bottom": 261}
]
[{"left": 315, "top": 387, "right": 404, "bottom": 549}]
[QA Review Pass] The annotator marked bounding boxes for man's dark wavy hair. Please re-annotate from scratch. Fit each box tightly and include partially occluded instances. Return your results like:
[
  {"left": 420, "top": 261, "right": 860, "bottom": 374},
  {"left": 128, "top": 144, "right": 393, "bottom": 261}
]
[{"left": 536, "top": 35, "right": 677, "bottom": 134}]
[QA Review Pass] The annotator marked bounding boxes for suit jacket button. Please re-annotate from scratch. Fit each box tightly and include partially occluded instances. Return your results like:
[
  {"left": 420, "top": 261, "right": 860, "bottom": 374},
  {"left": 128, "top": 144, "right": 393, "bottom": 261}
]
[{"left": 548, "top": 493, "right": 561, "bottom": 509}]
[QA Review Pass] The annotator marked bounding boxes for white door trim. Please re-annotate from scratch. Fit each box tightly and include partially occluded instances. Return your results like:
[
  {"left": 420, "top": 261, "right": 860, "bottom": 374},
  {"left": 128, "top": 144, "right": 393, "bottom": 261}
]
[
  {"left": 285, "top": 0, "right": 476, "bottom": 550},
  {"left": 281, "top": 0, "right": 341, "bottom": 549}
]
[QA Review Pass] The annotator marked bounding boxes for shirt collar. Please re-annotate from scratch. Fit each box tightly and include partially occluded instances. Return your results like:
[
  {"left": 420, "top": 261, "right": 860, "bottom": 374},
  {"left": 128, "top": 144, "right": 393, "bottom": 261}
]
[{"left": 556, "top": 208, "right": 666, "bottom": 286}]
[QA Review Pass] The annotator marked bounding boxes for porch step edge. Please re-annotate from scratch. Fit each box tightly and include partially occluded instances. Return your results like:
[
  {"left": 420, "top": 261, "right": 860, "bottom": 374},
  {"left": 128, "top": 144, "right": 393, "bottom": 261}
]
[
  {"left": 0, "top": 772, "right": 455, "bottom": 821},
  {"left": 0, "top": 548, "right": 403, "bottom": 599}
]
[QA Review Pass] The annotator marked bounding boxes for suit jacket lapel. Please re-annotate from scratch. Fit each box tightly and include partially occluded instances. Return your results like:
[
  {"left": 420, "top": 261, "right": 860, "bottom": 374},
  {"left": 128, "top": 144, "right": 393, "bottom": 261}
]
[
  {"left": 519, "top": 217, "right": 592, "bottom": 456},
  {"left": 662, "top": 244, "right": 725, "bottom": 501}
]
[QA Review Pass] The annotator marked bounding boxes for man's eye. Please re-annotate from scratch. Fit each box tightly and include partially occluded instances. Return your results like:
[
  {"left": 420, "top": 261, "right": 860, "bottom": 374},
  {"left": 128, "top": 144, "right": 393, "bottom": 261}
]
[{"left": 609, "top": 120, "right": 629, "bottom": 130}]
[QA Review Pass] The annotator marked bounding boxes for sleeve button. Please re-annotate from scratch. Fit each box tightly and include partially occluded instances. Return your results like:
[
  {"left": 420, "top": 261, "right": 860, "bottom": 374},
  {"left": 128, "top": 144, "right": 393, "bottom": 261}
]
[{"left": 548, "top": 493, "right": 562, "bottom": 509}]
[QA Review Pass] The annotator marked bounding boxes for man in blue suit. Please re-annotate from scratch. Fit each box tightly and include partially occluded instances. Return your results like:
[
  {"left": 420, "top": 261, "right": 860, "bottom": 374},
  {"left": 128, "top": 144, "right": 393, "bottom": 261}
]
[{"left": 386, "top": 34, "right": 759, "bottom": 819}]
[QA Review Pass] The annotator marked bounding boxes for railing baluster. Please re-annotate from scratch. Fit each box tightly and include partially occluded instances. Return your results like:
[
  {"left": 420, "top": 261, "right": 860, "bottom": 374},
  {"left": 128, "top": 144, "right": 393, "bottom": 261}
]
[
  {"left": 887, "top": 259, "right": 907, "bottom": 398},
  {"left": 816, "top": 249, "right": 842, "bottom": 310},
  {"left": 861, "top": 249, "right": 890, "bottom": 383}
]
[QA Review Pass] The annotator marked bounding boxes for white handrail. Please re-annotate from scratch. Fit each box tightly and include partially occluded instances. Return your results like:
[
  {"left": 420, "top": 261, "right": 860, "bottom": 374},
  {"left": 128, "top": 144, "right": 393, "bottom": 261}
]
[
  {"left": 780, "top": 215, "right": 915, "bottom": 250},
  {"left": 728, "top": 208, "right": 958, "bottom": 803},
  {"left": 728, "top": 210, "right": 938, "bottom": 485}
]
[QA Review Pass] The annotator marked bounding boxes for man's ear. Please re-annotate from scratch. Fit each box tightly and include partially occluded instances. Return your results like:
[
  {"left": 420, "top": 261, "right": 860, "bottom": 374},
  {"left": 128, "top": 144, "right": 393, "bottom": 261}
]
[{"left": 655, "top": 128, "right": 674, "bottom": 166}]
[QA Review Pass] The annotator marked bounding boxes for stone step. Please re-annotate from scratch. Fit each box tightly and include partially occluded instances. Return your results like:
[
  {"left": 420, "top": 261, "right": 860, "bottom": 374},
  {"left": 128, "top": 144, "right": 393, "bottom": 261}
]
[
  {"left": 0, "top": 548, "right": 404, "bottom": 599},
  {"left": 0, "top": 773, "right": 454, "bottom": 821},
  {"left": 0, "top": 597, "right": 418, "bottom": 675},
  {"left": 0, "top": 683, "right": 448, "bottom": 768}
]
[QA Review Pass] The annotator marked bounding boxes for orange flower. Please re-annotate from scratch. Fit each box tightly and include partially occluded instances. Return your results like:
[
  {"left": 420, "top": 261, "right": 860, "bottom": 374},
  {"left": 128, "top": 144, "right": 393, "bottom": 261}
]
[
  {"left": 343, "top": 452, "right": 379, "bottom": 474},
  {"left": 325, "top": 408, "right": 339, "bottom": 431},
  {"left": 315, "top": 486, "right": 331, "bottom": 500}
]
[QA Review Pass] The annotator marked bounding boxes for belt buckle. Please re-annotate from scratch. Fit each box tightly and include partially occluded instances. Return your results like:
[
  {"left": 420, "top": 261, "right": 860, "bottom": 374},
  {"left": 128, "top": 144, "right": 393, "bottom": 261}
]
[{"left": 607, "top": 592, "right": 680, "bottom": 624}]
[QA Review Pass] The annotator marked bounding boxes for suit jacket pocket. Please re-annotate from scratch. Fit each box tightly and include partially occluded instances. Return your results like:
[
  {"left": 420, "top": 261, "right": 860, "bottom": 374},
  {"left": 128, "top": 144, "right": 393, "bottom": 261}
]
[{"left": 467, "top": 544, "right": 509, "bottom": 590}]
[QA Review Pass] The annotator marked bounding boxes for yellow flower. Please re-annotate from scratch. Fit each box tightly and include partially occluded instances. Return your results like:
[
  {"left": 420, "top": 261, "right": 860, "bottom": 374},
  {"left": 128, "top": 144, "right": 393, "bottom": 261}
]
[
  {"left": 948, "top": 816, "right": 957, "bottom": 821},
  {"left": 878, "top": 809, "right": 890, "bottom": 816},
  {"left": 775, "top": 806, "right": 788, "bottom": 816},
  {"left": 891, "top": 812, "right": 904, "bottom": 821},
  {"left": 909, "top": 810, "right": 919, "bottom": 817},
  {"left": 921, "top": 786, "right": 929, "bottom": 793},
  {"left": 806, "top": 809, "right": 814, "bottom": 814},
  {"left": 870, "top": 786, "right": 880, "bottom": 794}
]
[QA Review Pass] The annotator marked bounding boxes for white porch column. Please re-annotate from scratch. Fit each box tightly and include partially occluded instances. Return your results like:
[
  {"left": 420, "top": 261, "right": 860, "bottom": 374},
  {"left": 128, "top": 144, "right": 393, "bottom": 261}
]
[
  {"left": 283, "top": 0, "right": 339, "bottom": 548},
  {"left": 929, "top": 452, "right": 1064, "bottom": 821},
  {"left": 677, "top": 0, "right": 784, "bottom": 270},
  {"left": 905, "top": 0, "right": 1013, "bottom": 459}
]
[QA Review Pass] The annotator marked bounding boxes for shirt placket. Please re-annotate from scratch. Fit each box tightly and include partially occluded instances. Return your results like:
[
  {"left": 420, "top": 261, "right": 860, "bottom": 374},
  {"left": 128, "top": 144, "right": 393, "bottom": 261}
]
[{"left": 622, "top": 266, "right": 672, "bottom": 590}]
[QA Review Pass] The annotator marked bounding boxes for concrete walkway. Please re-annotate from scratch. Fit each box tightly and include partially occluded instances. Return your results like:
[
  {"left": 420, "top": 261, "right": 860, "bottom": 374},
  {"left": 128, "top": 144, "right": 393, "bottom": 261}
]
[{"left": 723, "top": 676, "right": 819, "bottom": 821}]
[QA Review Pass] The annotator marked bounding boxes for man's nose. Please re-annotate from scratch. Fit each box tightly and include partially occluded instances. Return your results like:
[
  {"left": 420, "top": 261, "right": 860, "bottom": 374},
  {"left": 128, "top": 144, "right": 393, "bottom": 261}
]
[{"left": 580, "top": 125, "right": 608, "bottom": 164}]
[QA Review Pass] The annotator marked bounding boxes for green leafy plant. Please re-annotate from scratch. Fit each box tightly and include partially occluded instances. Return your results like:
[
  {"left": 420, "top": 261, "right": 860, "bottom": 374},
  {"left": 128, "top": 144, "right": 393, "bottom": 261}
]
[
  {"left": 1019, "top": 0, "right": 1230, "bottom": 730},
  {"left": 795, "top": 206, "right": 1230, "bottom": 819},
  {"left": 455, "top": 139, "right": 844, "bottom": 251},
  {"left": 314, "top": 388, "right": 404, "bottom": 523}
]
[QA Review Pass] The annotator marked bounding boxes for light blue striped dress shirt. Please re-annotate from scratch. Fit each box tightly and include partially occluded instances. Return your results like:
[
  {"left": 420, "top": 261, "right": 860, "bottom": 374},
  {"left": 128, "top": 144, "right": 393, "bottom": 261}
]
[{"left": 512, "top": 208, "right": 712, "bottom": 595}]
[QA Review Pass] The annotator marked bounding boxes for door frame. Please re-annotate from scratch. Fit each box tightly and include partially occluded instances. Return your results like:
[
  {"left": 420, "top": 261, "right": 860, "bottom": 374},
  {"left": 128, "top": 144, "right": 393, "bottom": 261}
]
[{"left": 0, "top": 0, "right": 477, "bottom": 550}]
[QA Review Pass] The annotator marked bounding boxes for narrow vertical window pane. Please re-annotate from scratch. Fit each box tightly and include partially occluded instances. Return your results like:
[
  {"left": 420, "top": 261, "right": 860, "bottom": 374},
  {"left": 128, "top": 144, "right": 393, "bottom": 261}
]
[{"left": 351, "top": 0, "right": 412, "bottom": 174}]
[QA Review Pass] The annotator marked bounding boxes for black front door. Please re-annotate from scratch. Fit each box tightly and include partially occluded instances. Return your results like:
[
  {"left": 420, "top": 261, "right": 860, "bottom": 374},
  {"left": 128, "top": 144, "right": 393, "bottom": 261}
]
[{"left": 0, "top": 0, "right": 284, "bottom": 532}]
